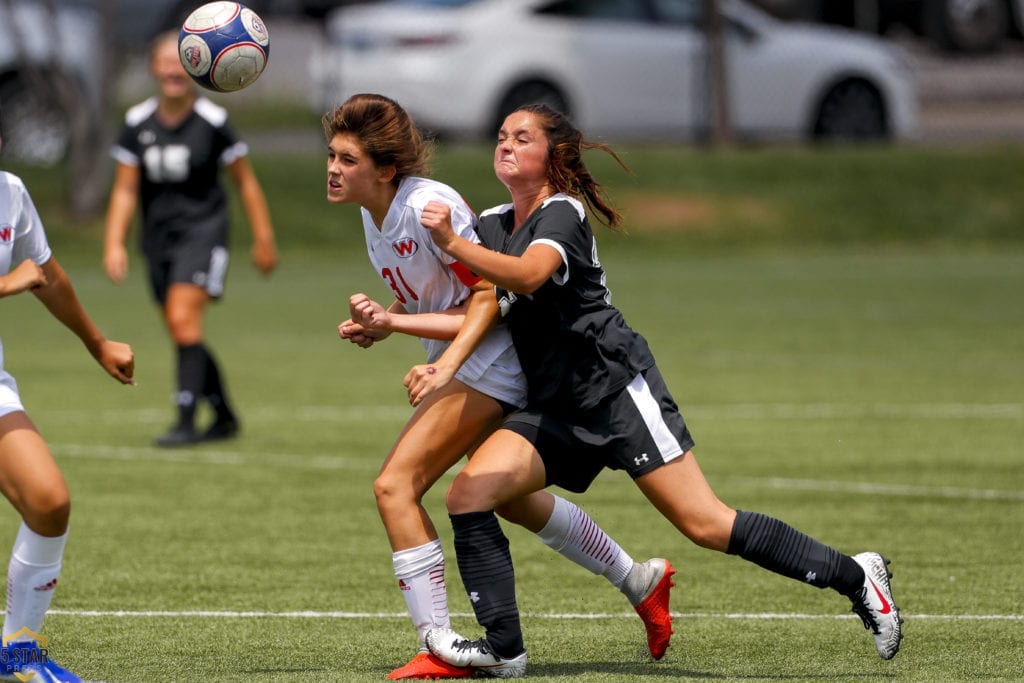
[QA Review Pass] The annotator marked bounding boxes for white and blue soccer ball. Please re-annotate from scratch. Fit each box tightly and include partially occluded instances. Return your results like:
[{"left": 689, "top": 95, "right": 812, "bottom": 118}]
[{"left": 178, "top": 1, "right": 269, "bottom": 92}]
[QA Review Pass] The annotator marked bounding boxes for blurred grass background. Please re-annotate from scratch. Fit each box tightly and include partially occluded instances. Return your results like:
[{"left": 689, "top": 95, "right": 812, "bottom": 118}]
[
  {"left": 11, "top": 120, "right": 1024, "bottom": 255},
  {"left": 1, "top": 119, "right": 1022, "bottom": 680}
]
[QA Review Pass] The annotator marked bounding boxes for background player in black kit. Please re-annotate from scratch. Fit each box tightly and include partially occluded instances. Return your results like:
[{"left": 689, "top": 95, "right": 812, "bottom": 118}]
[
  {"left": 103, "top": 31, "right": 277, "bottom": 447},
  {"left": 419, "top": 104, "right": 903, "bottom": 676}
]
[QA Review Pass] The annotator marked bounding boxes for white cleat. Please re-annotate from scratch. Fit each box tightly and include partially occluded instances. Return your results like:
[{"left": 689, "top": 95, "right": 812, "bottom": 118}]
[
  {"left": 426, "top": 628, "right": 527, "bottom": 678},
  {"left": 850, "top": 552, "right": 904, "bottom": 660}
]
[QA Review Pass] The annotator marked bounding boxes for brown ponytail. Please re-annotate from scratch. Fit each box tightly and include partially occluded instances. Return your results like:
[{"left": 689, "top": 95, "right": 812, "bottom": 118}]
[{"left": 515, "top": 104, "right": 629, "bottom": 230}]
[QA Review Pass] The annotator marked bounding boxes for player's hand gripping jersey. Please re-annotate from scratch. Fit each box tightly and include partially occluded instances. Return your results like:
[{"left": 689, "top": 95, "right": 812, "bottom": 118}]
[
  {"left": 361, "top": 176, "right": 525, "bottom": 407},
  {"left": 476, "top": 194, "right": 654, "bottom": 414}
]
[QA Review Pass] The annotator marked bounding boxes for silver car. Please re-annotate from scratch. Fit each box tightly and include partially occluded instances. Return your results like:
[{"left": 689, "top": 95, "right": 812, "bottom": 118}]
[{"left": 309, "top": 0, "right": 918, "bottom": 142}]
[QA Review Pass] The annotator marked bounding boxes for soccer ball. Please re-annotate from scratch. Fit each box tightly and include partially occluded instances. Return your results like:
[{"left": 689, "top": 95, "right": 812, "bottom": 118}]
[{"left": 179, "top": 2, "right": 269, "bottom": 92}]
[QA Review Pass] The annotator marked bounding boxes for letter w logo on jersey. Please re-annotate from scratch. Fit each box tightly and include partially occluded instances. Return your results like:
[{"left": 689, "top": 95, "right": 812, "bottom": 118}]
[
  {"left": 391, "top": 238, "right": 418, "bottom": 258},
  {"left": 0, "top": 225, "right": 13, "bottom": 243}
]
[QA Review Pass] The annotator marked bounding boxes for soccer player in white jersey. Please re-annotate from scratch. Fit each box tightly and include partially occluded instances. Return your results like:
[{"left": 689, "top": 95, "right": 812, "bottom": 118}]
[
  {"left": 324, "top": 94, "right": 675, "bottom": 680},
  {"left": 0, "top": 127, "right": 135, "bottom": 682}
]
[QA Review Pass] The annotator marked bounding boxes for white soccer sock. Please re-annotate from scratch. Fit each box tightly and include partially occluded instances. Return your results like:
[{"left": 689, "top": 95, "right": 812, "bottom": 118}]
[
  {"left": 537, "top": 495, "right": 634, "bottom": 588},
  {"left": 4, "top": 523, "right": 67, "bottom": 639},
  {"left": 392, "top": 539, "right": 449, "bottom": 650}
]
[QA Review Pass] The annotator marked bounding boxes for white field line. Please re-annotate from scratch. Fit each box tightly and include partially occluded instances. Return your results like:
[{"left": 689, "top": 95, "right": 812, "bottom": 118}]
[
  {"left": 686, "top": 402, "right": 1024, "bottom": 420},
  {"left": 729, "top": 477, "right": 1024, "bottom": 501},
  {"left": 46, "top": 609, "right": 1023, "bottom": 621},
  {"left": 49, "top": 443, "right": 1024, "bottom": 501},
  {"left": 39, "top": 402, "right": 1024, "bottom": 426},
  {"left": 51, "top": 443, "right": 376, "bottom": 471}
]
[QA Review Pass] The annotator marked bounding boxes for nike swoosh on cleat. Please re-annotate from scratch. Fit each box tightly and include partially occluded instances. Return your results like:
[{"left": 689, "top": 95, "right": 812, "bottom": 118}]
[{"left": 869, "top": 579, "right": 892, "bottom": 614}]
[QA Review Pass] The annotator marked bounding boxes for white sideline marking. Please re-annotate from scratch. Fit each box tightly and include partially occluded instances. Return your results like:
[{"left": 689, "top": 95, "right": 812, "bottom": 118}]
[
  {"left": 686, "top": 402, "right": 1024, "bottom": 420},
  {"left": 50, "top": 443, "right": 1024, "bottom": 501},
  {"left": 52, "top": 443, "right": 374, "bottom": 471},
  {"left": 46, "top": 609, "right": 1023, "bottom": 621},
  {"left": 39, "top": 402, "right": 1024, "bottom": 425},
  {"left": 729, "top": 477, "right": 1024, "bottom": 502}
]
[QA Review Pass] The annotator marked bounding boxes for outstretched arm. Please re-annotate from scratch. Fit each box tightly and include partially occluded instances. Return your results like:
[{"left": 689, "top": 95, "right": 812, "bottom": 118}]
[
  {"left": 32, "top": 257, "right": 136, "bottom": 385},
  {"left": 348, "top": 293, "right": 469, "bottom": 341}
]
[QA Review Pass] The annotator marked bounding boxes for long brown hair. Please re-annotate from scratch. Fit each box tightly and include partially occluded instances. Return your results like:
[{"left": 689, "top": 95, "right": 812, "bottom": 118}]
[
  {"left": 515, "top": 104, "right": 629, "bottom": 230},
  {"left": 322, "top": 93, "right": 432, "bottom": 184}
]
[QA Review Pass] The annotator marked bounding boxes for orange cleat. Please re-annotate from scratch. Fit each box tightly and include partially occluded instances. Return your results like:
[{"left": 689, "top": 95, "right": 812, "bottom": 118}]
[
  {"left": 631, "top": 558, "right": 676, "bottom": 660},
  {"left": 386, "top": 651, "right": 475, "bottom": 680}
]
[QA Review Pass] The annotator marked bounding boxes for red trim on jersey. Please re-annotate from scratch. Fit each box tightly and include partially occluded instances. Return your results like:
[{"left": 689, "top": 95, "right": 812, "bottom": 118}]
[{"left": 449, "top": 261, "right": 481, "bottom": 287}]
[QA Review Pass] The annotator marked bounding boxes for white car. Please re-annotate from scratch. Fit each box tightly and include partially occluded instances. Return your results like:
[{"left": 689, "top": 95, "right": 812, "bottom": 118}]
[{"left": 309, "top": 0, "right": 917, "bottom": 142}]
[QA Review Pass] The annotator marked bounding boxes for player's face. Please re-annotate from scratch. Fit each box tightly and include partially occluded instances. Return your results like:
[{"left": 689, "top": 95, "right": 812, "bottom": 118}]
[
  {"left": 494, "top": 111, "right": 550, "bottom": 190},
  {"left": 326, "top": 133, "right": 393, "bottom": 208},
  {"left": 151, "top": 39, "right": 192, "bottom": 100}
]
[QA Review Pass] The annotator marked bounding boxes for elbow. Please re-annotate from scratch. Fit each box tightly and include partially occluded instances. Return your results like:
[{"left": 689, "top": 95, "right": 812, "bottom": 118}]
[
  {"left": 489, "top": 265, "right": 550, "bottom": 295},
  {"left": 510, "top": 276, "right": 545, "bottom": 295}
]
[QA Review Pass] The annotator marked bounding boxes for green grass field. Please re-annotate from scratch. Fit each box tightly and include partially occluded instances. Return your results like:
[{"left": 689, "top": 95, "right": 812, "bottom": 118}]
[{"left": 2, "top": 143, "right": 1023, "bottom": 681}]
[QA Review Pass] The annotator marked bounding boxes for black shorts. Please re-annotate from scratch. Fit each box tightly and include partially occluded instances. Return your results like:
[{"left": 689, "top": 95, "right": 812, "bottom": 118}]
[
  {"left": 146, "top": 236, "right": 230, "bottom": 305},
  {"left": 502, "top": 364, "right": 695, "bottom": 493}
]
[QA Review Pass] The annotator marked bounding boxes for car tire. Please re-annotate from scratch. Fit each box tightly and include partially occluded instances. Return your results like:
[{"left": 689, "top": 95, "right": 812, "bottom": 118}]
[
  {"left": 0, "top": 73, "right": 73, "bottom": 166},
  {"left": 492, "top": 80, "right": 570, "bottom": 136},
  {"left": 812, "top": 78, "right": 888, "bottom": 141},
  {"left": 925, "top": 0, "right": 1010, "bottom": 52}
]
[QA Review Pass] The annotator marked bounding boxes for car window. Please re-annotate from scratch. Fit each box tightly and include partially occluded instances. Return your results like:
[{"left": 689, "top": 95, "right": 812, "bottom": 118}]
[{"left": 536, "top": 0, "right": 653, "bottom": 22}]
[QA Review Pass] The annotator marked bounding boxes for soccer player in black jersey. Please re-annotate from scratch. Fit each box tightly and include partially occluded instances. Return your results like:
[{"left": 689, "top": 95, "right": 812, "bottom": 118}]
[
  {"left": 103, "top": 32, "right": 277, "bottom": 447},
  {"left": 418, "top": 105, "right": 903, "bottom": 676}
]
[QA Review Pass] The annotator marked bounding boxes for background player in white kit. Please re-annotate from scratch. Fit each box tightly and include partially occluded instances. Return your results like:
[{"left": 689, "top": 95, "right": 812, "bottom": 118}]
[
  {"left": 324, "top": 94, "right": 674, "bottom": 680},
  {"left": 0, "top": 127, "right": 135, "bottom": 682}
]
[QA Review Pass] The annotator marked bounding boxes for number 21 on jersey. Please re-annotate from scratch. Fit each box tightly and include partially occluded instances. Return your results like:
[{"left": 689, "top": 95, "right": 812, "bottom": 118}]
[{"left": 381, "top": 267, "right": 419, "bottom": 304}]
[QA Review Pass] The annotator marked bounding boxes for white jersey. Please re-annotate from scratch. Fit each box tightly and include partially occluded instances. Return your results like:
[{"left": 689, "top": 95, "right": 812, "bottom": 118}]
[
  {"left": 0, "top": 171, "right": 54, "bottom": 415},
  {"left": 361, "top": 176, "right": 526, "bottom": 407}
]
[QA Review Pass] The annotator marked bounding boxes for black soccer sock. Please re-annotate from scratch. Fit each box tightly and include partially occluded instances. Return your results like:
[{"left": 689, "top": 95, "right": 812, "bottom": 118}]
[
  {"left": 175, "top": 344, "right": 206, "bottom": 428},
  {"left": 727, "top": 510, "right": 865, "bottom": 596},
  {"left": 450, "top": 511, "right": 524, "bottom": 658},
  {"left": 199, "top": 344, "right": 235, "bottom": 422}
]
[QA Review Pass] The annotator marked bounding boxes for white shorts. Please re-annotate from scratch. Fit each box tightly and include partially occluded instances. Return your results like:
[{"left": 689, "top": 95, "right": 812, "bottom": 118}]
[
  {"left": 0, "top": 368, "right": 25, "bottom": 419},
  {"left": 456, "top": 344, "right": 527, "bottom": 410}
]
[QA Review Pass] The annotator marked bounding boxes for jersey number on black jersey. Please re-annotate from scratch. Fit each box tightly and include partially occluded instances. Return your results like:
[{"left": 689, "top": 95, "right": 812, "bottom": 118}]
[{"left": 143, "top": 145, "right": 191, "bottom": 183}]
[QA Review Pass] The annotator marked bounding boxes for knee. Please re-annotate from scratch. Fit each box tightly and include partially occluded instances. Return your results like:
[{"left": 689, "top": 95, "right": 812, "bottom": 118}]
[
  {"left": 22, "top": 488, "right": 71, "bottom": 536},
  {"left": 164, "top": 311, "right": 201, "bottom": 345},
  {"left": 679, "top": 510, "right": 736, "bottom": 552},
  {"left": 444, "top": 474, "right": 485, "bottom": 515},
  {"left": 373, "top": 471, "right": 419, "bottom": 514}
]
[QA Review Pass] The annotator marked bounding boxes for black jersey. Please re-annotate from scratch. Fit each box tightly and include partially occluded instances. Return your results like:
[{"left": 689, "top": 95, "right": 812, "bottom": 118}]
[
  {"left": 112, "top": 96, "right": 247, "bottom": 257},
  {"left": 477, "top": 194, "right": 655, "bottom": 414}
]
